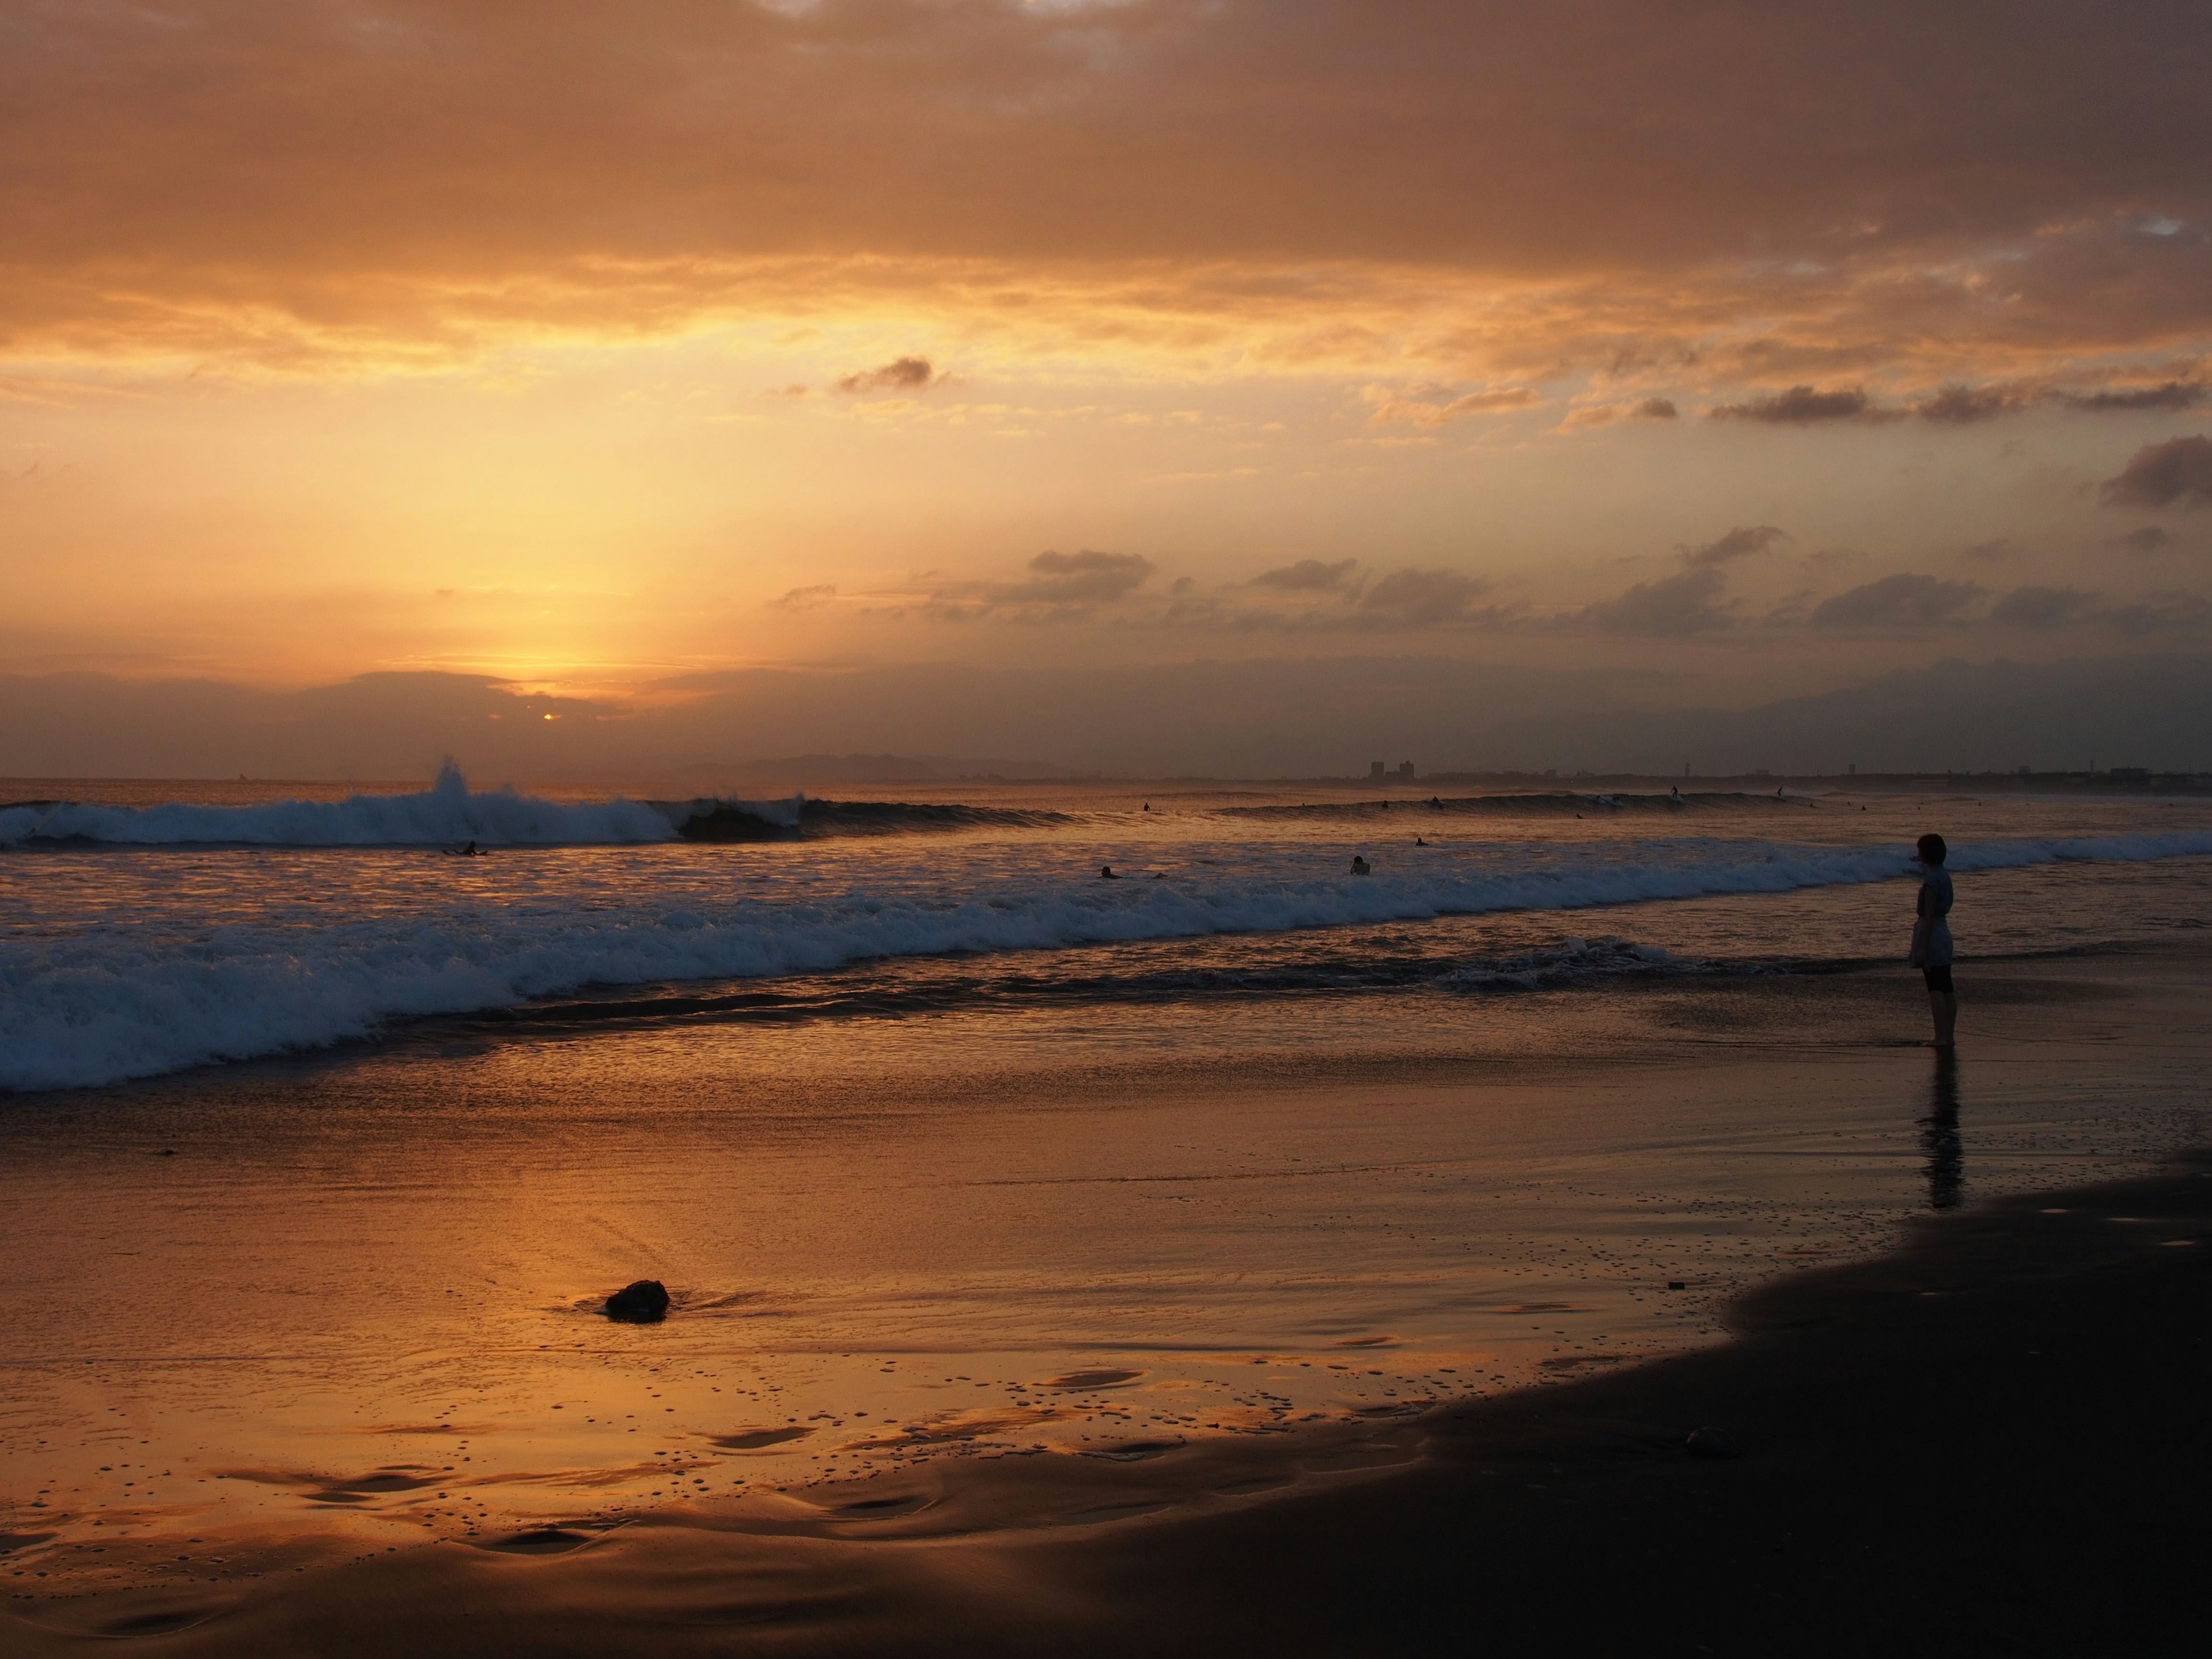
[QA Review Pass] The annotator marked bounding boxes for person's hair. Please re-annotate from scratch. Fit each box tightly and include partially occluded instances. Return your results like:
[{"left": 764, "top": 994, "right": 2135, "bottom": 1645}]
[{"left": 1916, "top": 832, "right": 1947, "bottom": 865}]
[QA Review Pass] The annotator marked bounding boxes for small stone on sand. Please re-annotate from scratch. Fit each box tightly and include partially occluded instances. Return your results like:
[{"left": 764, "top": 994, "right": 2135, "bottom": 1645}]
[
  {"left": 605, "top": 1281, "right": 671, "bottom": 1323},
  {"left": 1685, "top": 1426, "right": 1740, "bottom": 1460}
]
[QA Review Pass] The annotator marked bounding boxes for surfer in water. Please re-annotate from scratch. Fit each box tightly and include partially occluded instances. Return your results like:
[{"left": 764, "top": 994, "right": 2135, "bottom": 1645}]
[
  {"left": 1350, "top": 855, "right": 1370, "bottom": 876},
  {"left": 1100, "top": 865, "right": 1120, "bottom": 879},
  {"left": 1908, "top": 832, "right": 1957, "bottom": 1049}
]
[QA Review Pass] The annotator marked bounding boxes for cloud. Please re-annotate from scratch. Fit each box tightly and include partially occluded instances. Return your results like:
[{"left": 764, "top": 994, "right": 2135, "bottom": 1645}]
[
  {"left": 1155, "top": 563, "right": 1516, "bottom": 634},
  {"left": 2105, "top": 526, "right": 2172, "bottom": 554},
  {"left": 1560, "top": 395, "right": 1677, "bottom": 429},
  {"left": 835, "top": 356, "right": 938, "bottom": 395},
  {"left": 1570, "top": 524, "right": 1787, "bottom": 634},
  {"left": 1367, "top": 386, "right": 1539, "bottom": 427},
  {"left": 1581, "top": 566, "right": 1734, "bottom": 635},
  {"left": 2100, "top": 435, "right": 2212, "bottom": 509},
  {"left": 1252, "top": 558, "right": 1358, "bottom": 592},
  {"left": 878, "top": 547, "right": 1160, "bottom": 623},
  {"left": 1710, "top": 386, "right": 1900, "bottom": 425},
  {"left": 8, "top": 2, "right": 2209, "bottom": 391},
  {"left": 1801, "top": 546, "right": 1868, "bottom": 570},
  {"left": 1680, "top": 524, "right": 1789, "bottom": 569},
  {"left": 1983, "top": 581, "right": 2210, "bottom": 635},
  {"left": 875, "top": 551, "right": 1521, "bottom": 633},
  {"left": 1021, "top": 548, "right": 1155, "bottom": 603},
  {"left": 2105, "top": 591, "right": 2212, "bottom": 635},
  {"left": 1961, "top": 538, "right": 2019, "bottom": 562},
  {"left": 772, "top": 583, "right": 837, "bottom": 610},
  {"left": 1904, "top": 378, "right": 2205, "bottom": 425},
  {"left": 1808, "top": 573, "right": 1982, "bottom": 629},
  {"left": 2057, "top": 381, "right": 2205, "bottom": 414},
  {"left": 1916, "top": 383, "right": 2036, "bottom": 425},
  {"left": 1356, "top": 567, "right": 1497, "bottom": 628},
  {"left": 1988, "top": 585, "right": 2101, "bottom": 628}
]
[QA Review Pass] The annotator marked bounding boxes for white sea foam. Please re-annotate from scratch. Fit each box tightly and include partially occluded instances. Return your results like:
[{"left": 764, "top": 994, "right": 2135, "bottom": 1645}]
[
  {"left": 0, "top": 764, "right": 679, "bottom": 848},
  {"left": 4, "top": 828, "right": 2211, "bottom": 1092}
]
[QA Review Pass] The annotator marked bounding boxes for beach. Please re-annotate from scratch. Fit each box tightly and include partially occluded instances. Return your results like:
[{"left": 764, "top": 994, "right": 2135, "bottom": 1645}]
[
  {"left": 15, "top": 1, "right": 2212, "bottom": 1646},
  {"left": 5, "top": 828, "right": 2209, "bottom": 1653}
]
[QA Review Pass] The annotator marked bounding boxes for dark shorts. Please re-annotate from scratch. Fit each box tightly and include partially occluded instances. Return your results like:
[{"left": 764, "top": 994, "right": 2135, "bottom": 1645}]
[{"left": 1923, "top": 965, "right": 1954, "bottom": 993}]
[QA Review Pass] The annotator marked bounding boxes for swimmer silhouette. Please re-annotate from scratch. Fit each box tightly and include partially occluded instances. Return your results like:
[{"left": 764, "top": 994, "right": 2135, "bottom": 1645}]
[
  {"left": 1415, "top": 836, "right": 1426, "bottom": 846},
  {"left": 1100, "top": 865, "right": 1120, "bottom": 879},
  {"left": 1919, "top": 1050, "right": 1964, "bottom": 1210},
  {"left": 1350, "top": 855, "right": 1370, "bottom": 875}
]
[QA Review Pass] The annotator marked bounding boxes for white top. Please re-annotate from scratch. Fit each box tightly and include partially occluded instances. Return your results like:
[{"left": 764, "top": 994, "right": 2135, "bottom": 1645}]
[{"left": 1912, "top": 867, "right": 1955, "bottom": 967}]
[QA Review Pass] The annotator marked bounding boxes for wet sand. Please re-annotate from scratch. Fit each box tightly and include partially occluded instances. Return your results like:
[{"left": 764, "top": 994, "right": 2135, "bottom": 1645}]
[
  {"left": 6, "top": 1153, "right": 2205, "bottom": 1654},
  {"left": 4, "top": 946, "right": 2209, "bottom": 1653}
]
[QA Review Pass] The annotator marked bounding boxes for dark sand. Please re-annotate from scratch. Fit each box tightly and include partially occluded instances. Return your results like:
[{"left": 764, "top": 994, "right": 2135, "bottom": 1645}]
[{"left": 6, "top": 1146, "right": 2203, "bottom": 1655}]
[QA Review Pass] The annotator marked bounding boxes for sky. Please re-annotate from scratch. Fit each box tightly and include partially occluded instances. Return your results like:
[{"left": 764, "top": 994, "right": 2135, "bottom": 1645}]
[{"left": 4, "top": 1, "right": 2211, "bottom": 773}]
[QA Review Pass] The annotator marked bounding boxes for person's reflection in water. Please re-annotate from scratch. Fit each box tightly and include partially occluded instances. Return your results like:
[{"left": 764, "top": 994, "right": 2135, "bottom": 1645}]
[{"left": 1919, "top": 1050, "right": 1964, "bottom": 1211}]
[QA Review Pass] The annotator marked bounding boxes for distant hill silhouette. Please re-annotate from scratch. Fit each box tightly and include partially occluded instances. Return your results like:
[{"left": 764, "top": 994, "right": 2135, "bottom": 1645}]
[{"left": 4, "top": 653, "right": 2209, "bottom": 781}]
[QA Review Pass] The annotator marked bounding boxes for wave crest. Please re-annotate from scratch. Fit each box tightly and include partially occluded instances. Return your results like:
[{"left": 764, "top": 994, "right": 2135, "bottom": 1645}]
[{"left": 0, "top": 764, "right": 675, "bottom": 848}]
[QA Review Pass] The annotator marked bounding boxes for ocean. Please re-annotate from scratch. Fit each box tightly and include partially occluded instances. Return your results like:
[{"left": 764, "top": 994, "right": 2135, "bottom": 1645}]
[
  {"left": 6, "top": 766, "right": 2211, "bottom": 1093},
  {"left": 3, "top": 772, "right": 2210, "bottom": 1564}
]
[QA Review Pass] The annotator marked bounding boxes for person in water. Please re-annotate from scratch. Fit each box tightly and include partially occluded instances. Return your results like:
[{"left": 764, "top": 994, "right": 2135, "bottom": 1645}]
[
  {"left": 1350, "top": 855, "right": 1370, "bottom": 875},
  {"left": 1908, "top": 832, "right": 1957, "bottom": 1049},
  {"left": 1100, "top": 864, "right": 1119, "bottom": 879}
]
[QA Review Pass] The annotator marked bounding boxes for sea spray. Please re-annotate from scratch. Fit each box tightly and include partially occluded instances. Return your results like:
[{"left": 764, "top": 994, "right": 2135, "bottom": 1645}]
[{"left": 0, "top": 763, "right": 677, "bottom": 848}]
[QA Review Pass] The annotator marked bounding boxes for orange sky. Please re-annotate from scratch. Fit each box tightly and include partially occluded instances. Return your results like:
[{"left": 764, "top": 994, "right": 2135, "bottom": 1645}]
[{"left": 3, "top": 0, "right": 2210, "bottom": 714}]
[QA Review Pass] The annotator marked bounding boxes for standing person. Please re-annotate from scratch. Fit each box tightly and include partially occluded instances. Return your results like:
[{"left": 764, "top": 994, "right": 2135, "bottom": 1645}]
[{"left": 1908, "top": 832, "right": 1957, "bottom": 1048}]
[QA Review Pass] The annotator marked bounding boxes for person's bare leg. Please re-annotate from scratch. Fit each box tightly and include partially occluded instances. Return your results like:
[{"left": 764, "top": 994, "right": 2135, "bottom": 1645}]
[{"left": 1930, "top": 991, "right": 1957, "bottom": 1049}]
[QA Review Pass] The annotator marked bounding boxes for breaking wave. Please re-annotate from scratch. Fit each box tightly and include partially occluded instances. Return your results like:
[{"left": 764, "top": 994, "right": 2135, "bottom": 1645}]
[
  {"left": 0, "top": 766, "right": 1072, "bottom": 849},
  {"left": 5, "top": 825, "right": 2211, "bottom": 1092},
  {"left": 0, "top": 764, "right": 676, "bottom": 849}
]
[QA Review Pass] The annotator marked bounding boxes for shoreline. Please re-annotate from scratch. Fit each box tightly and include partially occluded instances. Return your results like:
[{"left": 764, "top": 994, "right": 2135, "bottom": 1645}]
[
  {"left": 6, "top": 937, "right": 2207, "bottom": 1654},
  {"left": 7, "top": 1143, "right": 2205, "bottom": 1654}
]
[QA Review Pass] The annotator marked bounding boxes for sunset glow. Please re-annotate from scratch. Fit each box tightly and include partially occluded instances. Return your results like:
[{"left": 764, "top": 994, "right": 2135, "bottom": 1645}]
[{"left": 6, "top": 1, "right": 2209, "bottom": 760}]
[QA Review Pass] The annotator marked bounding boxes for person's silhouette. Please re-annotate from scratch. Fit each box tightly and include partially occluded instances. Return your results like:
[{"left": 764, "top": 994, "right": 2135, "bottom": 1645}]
[{"left": 1919, "top": 1050, "right": 1964, "bottom": 1211}]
